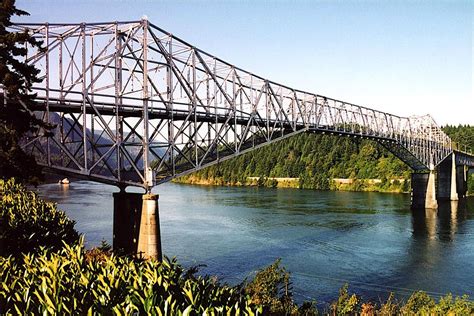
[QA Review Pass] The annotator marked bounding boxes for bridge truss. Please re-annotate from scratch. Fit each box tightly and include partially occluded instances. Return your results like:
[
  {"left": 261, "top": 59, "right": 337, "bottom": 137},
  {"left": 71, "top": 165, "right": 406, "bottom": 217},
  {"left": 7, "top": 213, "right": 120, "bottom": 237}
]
[{"left": 7, "top": 19, "right": 469, "bottom": 190}]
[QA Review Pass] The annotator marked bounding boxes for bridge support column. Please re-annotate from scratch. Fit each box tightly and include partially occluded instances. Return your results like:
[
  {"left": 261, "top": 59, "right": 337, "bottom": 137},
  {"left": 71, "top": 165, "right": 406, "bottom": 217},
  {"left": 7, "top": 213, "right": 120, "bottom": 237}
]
[
  {"left": 411, "top": 171, "right": 438, "bottom": 209},
  {"left": 437, "top": 153, "right": 458, "bottom": 201},
  {"left": 137, "top": 194, "right": 162, "bottom": 260},
  {"left": 456, "top": 166, "right": 468, "bottom": 198},
  {"left": 113, "top": 192, "right": 162, "bottom": 260},
  {"left": 113, "top": 192, "right": 142, "bottom": 255}
]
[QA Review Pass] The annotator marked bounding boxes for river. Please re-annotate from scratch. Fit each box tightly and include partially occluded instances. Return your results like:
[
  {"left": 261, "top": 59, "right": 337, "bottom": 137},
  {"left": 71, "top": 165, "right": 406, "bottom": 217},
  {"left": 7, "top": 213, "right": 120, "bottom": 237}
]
[{"left": 38, "top": 181, "right": 474, "bottom": 306}]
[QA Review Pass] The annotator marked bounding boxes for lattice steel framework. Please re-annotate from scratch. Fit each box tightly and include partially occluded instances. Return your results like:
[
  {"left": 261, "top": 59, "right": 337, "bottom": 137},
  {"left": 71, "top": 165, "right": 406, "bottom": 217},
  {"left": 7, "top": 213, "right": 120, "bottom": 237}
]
[{"left": 6, "top": 20, "right": 470, "bottom": 190}]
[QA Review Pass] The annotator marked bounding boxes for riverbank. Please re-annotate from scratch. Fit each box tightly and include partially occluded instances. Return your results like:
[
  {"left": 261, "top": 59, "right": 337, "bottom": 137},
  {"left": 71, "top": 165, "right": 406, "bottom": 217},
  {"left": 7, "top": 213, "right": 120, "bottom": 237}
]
[{"left": 173, "top": 175, "right": 411, "bottom": 194}]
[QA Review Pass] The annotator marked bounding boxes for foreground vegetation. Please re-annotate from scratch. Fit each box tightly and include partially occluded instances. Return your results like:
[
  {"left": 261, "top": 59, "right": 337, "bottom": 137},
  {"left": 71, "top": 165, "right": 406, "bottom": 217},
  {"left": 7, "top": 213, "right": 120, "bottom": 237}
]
[
  {"left": 1, "top": 242, "right": 261, "bottom": 315},
  {"left": 0, "top": 178, "right": 80, "bottom": 257},
  {"left": 2, "top": 179, "right": 474, "bottom": 315},
  {"left": 177, "top": 125, "right": 474, "bottom": 195}
]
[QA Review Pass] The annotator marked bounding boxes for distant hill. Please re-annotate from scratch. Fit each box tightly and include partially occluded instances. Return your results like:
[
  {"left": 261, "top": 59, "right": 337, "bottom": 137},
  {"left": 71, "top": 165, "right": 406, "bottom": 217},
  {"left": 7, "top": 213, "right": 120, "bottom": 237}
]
[{"left": 31, "top": 113, "right": 149, "bottom": 173}]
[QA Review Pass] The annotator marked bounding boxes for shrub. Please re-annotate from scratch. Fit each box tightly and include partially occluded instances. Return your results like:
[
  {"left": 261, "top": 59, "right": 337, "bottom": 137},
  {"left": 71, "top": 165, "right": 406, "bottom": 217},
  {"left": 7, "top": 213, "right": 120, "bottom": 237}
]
[
  {"left": 0, "top": 241, "right": 261, "bottom": 315},
  {"left": 245, "top": 259, "right": 292, "bottom": 313},
  {"left": 399, "top": 291, "right": 435, "bottom": 314},
  {"left": 330, "top": 284, "right": 360, "bottom": 315},
  {"left": 0, "top": 178, "right": 80, "bottom": 257},
  {"left": 430, "top": 293, "right": 473, "bottom": 315},
  {"left": 244, "top": 258, "right": 318, "bottom": 315},
  {"left": 377, "top": 293, "right": 399, "bottom": 315}
]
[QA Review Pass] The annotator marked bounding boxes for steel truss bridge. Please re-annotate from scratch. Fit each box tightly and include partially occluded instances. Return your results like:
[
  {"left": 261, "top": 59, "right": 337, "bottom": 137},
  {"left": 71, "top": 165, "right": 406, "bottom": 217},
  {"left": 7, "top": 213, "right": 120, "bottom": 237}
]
[{"left": 7, "top": 20, "right": 474, "bottom": 190}]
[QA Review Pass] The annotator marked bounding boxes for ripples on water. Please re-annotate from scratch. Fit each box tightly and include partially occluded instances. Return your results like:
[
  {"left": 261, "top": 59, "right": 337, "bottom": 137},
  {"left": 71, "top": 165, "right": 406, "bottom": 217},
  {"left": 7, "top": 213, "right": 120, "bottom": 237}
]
[{"left": 38, "top": 181, "right": 474, "bottom": 305}]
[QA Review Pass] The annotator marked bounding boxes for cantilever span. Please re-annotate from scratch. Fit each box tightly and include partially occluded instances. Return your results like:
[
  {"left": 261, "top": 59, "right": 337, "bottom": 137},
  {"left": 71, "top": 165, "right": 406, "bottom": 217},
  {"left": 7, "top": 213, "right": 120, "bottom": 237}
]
[{"left": 6, "top": 20, "right": 474, "bottom": 189}]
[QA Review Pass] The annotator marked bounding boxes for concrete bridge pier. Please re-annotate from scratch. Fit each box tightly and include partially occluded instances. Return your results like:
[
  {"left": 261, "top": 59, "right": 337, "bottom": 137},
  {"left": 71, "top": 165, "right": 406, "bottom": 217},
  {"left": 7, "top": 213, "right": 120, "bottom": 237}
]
[
  {"left": 412, "top": 153, "right": 470, "bottom": 209},
  {"left": 456, "top": 166, "right": 469, "bottom": 198},
  {"left": 137, "top": 193, "right": 162, "bottom": 260},
  {"left": 437, "top": 153, "right": 459, "bottom": 201},
  {"left": 113, "top": 191, "right": 162, "bottom": 260},
  {"left": 411, "top": 171, "right": 438, "bottom": 209}
]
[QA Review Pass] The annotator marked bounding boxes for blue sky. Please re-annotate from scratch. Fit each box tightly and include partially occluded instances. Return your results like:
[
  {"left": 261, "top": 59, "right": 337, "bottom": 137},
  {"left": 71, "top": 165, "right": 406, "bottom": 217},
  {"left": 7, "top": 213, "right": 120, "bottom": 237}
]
[{"left": 16, "top": 0, "right": 473, "bottom": 125}]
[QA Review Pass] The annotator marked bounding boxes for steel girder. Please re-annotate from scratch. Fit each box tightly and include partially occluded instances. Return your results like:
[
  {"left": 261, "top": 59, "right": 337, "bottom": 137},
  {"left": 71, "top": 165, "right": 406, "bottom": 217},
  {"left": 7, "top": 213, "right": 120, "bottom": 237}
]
[
  {"left": 454, "top": 151, "right": 474, "bottom": 168},
  {"left": 6, "top": 20, "right": 462, "bottom": 189}
]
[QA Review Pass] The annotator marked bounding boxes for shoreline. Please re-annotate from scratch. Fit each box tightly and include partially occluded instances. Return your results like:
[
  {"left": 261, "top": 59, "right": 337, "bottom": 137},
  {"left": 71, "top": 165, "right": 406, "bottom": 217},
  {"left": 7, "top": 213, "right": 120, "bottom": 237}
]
[{"left": 173, "top": 175, "right": 411, "bottom": 194}]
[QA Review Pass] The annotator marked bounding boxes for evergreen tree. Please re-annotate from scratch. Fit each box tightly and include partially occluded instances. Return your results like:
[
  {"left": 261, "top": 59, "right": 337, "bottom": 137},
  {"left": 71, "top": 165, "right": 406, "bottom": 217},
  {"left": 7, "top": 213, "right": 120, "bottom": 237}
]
[{"left": 0, "top": 0, "right": 47, "bottom": 183}]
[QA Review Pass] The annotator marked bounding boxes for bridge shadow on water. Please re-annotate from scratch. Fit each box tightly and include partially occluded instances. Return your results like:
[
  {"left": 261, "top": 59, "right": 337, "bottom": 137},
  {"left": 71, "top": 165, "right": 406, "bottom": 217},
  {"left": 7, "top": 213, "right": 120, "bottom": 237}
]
[{"left": 412, "top": 199, "right": 473, "bottom": 242}]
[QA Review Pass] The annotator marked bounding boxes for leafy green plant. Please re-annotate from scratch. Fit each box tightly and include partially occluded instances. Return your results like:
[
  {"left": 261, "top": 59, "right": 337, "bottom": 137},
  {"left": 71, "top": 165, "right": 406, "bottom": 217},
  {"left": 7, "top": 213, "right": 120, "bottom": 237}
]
[
  {"left": 0, "top": 240, "right": 262, "bottom": 315},
  {"left": 377, "top": 293, "right": 399, "bottom": 315},
  {"left": 245, "top": 259, "right": 289, "bottom": 310},
  {"left": 432, "top": 293, "right": 474, "bottom": 315},
  {"left": 399, "top": 291, "right": 435, "bottom": 315},
  {"left": 0, "top": 178, "right": 80, "bottom": 257},
  {"left": 330, "top": 284, "right": 360, "bottom": 315},
  {"left": 244, "top": 258, "right": 310, "bottom": 315}
]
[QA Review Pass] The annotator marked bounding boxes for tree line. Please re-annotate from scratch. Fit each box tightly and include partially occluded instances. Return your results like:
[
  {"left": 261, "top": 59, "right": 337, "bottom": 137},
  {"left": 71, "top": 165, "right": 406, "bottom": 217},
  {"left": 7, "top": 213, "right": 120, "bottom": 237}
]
[{"left": 178, "top": 126, "right": 474, "bottom": 194}]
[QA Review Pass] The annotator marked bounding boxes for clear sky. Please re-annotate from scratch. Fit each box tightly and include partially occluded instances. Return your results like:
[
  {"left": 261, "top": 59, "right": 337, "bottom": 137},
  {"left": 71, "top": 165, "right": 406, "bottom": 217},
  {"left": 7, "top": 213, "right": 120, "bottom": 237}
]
[{"left": 16, "top": 0, "right": 473, "bottom": 125}]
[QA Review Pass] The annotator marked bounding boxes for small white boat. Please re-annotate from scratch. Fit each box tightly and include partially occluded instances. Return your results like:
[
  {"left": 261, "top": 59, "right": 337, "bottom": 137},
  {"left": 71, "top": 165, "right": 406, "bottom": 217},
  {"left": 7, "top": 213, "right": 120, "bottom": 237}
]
[{"left": 59, "top": 178, "right": 70, "bottom": 185}]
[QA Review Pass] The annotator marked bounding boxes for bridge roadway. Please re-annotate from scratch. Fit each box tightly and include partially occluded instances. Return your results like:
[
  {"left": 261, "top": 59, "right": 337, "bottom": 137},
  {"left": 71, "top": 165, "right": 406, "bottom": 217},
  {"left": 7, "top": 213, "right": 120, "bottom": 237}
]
[{"left": 29, "top": 92, "right": 454, "bottom": 175}]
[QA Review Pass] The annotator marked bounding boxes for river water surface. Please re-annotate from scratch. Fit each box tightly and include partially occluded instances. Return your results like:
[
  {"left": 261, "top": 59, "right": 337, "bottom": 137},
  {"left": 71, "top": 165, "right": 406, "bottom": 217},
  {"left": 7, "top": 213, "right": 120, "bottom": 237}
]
[{"left": 38, "top": 181, "right": 474, "bottom": 305}]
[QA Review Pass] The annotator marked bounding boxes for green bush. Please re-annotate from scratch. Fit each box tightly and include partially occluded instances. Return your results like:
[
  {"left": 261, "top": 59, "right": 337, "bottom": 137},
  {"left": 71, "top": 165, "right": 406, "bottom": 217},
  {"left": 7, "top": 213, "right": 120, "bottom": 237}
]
[
  {"left": 244, "top": 259, "right": 318, "bottom": 315},
  {"left": 245, "top": 258, "right": 296, "bottom": 314},
  {"left": 399, "top": 291, "right": 435, "bottom": 314},
  {"left": 327, "top": 287, "right": 474, "bottom": 316},
  {"left": 0, "top": 178, "right": 80, "bottom": 257},
  {"left": 330, "top": 284, "right": 360, "bottom": 315},
  {"left": 0, "top": 241, "right": 261, "bottom": 315},
  {"left": 433, "top": 293, "right": 473, "bottom": 315}
]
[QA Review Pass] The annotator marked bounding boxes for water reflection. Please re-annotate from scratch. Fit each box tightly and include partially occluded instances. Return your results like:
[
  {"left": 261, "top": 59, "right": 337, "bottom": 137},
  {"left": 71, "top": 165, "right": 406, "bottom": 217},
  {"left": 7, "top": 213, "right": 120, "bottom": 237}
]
[
  {"left": 57, "top": 183, "right": 71, "bottom": 199},
  {"left": 389, "top": 199, "right": 474, "bottom": 299},
  {"left": 412, "top": 200, "right": 469, "bottom": 242}
]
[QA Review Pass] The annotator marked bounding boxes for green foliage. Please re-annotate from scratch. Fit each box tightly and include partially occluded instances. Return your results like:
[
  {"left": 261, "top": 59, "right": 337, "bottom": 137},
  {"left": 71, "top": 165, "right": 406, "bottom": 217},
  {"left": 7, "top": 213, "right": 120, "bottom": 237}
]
[
  {"left": 443, "top": 125, "right": 474, "bottom": 195},
  {"left": 377, "top": 293, "right": 399, "bottom": 315},
  {"left": 328, "top": 288, "right": 474, "bottom": 316},
  {"left": 0, "top": 178, "right": 80, "bottom": 257},
  {"left": 244, "top": 258, "right": 299, "bottom": 315},
  {"left": 443, "top": 125, "right": 474, "bottom": 153},
  {"left": 178, "top": 133, "right": 411, "bottom": 193},
  {"left": 432, "top": 293, "right": 473, "bottom": 315},
  {"left": 330, "top": 284, "right": 360, "bottom": 315},
  {"left": 0, "top": 0, "right": 48, "bottom": 183},
  {"left": 399, "top": 291, "right": 435, "bottom": 315},
  {"left": 0, "top": 241, "right": 262, "bottom": 315},
  {"left": 243, "top": 259, "right": 320, "bottom": 315}
]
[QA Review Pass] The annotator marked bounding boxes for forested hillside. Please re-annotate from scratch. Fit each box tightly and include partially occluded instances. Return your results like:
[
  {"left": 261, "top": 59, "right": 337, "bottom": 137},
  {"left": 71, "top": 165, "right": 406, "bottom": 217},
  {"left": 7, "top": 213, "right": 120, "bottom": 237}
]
[
  {"left": 443, "top": 125, "right": 474, "bottom": 152},
  {"left": 177, "top": 133, "right": 412, "bottom": 192},
  {"left": 177, "top": 125, "right": 473, "bottom": 194},
  {"left": 443, "top": 125, "right": 474, "bottom": 194}
]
